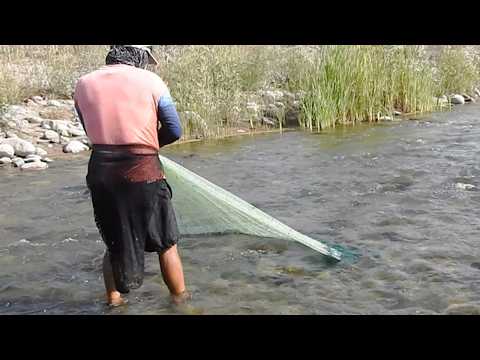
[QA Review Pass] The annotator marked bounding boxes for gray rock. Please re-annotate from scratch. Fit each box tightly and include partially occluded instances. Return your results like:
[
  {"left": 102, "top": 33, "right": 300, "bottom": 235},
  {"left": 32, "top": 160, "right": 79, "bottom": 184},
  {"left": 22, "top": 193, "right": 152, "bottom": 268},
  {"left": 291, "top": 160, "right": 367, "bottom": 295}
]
[
  {"left": 2, "top": 105, "right": 38, "bottom": 122},
  {"left": 42, "top": 130, "right": 60, "bottom": 143},
  {"left": 470, "top": 262, "right": 480, "bottom": 270},
  {"left": 450, "top": 94, "right": 465, "bottom": 105},
  {"left": 0, "top": 157, "right": 12, "bottom": 165},
  {"left": 63, "top": 140, "right": 89, "bottom": 153},
  {"left": 25, "top": 116, "right": 44, "bottom": 124},
  {"left": 462, "top": 94, "right": 475, "bottom": 103},
  {"left": 0, "top": 144, "right": 15, "bottom": 158},
  {"left": 21, "top": 161, "right": 48, "bottom": 171},
  {"left": 35, "top": 147, "right": 48, "bottom": 156},
  {"left": 12, "top": 158, "right": 25, "bottom": 167},
  {"left": 0, "top": 138, "right": 36, "bottom": 157}
]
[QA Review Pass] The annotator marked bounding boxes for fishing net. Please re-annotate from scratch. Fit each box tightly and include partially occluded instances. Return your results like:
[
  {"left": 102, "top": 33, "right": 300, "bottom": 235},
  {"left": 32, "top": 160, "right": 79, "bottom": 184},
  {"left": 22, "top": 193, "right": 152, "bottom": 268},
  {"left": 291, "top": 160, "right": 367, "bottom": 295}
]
[{"left": 160, "top": 155, "right": 342, "bottom": 261}]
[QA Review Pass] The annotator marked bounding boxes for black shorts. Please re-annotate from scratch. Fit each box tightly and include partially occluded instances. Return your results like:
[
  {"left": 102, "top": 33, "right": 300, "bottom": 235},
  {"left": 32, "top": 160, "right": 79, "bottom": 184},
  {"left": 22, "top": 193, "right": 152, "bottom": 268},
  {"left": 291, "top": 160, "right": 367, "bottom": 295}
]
[{"left": 87, "top": 148, "right": 180, "bottom": 293}]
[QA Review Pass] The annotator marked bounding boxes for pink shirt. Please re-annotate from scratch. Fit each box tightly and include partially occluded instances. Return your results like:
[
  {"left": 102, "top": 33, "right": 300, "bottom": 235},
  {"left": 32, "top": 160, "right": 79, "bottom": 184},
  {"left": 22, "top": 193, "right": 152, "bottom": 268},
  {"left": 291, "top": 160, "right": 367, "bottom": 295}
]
[{"left": 74, "top": 64, "right": 169, "bottom": 151}]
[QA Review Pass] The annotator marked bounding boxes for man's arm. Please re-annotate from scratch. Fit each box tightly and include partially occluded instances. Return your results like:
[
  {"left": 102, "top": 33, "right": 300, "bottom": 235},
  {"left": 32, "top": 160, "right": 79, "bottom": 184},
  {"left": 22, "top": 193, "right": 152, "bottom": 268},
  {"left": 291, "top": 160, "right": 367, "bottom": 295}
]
[{"left": 157, "top": 93, "right": 182, "bottom": 147}]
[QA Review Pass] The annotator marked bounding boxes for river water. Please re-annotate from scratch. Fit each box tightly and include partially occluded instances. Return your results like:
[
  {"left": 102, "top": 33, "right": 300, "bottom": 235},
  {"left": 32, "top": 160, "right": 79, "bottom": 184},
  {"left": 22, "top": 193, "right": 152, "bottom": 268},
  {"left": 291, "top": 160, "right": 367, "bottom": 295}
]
[{"left": 1, "top": 104, "right": 479, "bottom": 315}]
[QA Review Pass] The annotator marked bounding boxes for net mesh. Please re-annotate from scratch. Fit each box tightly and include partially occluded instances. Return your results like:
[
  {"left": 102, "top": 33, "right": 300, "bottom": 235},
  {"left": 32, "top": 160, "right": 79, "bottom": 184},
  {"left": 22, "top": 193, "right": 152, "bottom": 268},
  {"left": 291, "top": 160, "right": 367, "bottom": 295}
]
[{"left": 160, "top": 155, "right": 342, "bottom": 261}]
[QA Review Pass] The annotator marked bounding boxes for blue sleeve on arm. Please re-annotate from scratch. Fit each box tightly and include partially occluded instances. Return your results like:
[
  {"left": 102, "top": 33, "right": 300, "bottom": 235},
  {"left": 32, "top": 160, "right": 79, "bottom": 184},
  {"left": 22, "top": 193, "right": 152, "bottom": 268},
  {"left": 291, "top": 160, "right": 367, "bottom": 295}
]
[{"left": 157, "top": 93, "right": 182, "bottom": 147}]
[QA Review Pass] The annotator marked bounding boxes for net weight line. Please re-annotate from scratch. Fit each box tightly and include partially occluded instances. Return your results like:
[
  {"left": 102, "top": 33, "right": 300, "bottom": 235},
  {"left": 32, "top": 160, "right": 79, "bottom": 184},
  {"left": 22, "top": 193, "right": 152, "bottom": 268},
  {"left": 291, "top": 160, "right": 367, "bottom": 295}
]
[{"left": 160, "top": 155, "right": 342, "bottom": 261}]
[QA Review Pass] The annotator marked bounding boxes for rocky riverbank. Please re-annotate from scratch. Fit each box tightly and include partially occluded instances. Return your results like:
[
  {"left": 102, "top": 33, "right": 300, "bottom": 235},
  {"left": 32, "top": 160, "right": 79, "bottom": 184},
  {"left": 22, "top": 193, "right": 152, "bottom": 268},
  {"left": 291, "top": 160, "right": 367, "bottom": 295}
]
[{"left": 0, "top": 90, "right": 478, "bottom": 172}]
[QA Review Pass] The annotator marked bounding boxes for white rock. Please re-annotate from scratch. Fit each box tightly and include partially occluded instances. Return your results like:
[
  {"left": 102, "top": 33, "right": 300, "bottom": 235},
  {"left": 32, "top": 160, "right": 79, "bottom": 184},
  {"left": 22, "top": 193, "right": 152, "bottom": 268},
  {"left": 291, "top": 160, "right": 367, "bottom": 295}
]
[
  {"left": 42, "top": 130, "right": 60, "bottom": 143},
  {"left": 32, "top": 96, "right": 44, "bottom": 103},
  {"left": 80, "top": 138, "right": 92, "bottom": 147},
  {"left": 41, "top": 120, "right": 71, "bottom": 132},
  {"left": 0, "top": 138, "right": 36, "bottom": 157},
  {"left": 475, "top": 88, "right": 480, "bottom": 98},
  {"left": 6, "top": 120, "right": 24, "bottom": 129},
  {"left": 68, "top": 128, "right": 86, "bottom": 137},
  {"left": 63, "top": 140, "right": 89, "bottom": 153},
  {"left": 58, "top": 128, "right": 71, "bottom": 137},
  {"left": 0, "top": 157, "right": 12, "bottom": 165},
  {"left": 450, "top": 94, "right": 465, "bottom": 105},
  {"left": 21, "top": 161, "right": 48, "bottom": 171},
  {"left": 5, "top": 131, "right": 17, "bottom": 138},
  {"left": 0, "top": 144, "right": 15, "bottom": 158},
  {"left": 42, "top": 157, "right": 53, "bottom": 163},
  {"left": 12, "top": 158, "right": 25, "bottom": 167},
  {"left": 455, "top": 183, "right": 475, "bottom": 190},
  {"left": 394, "top": 111, "right": 402, "bottom": 116},
  {"left": 35, "top": 147, "right": 48, "bottom": 156},
  {"left": 26, "top": 154, "right": 42, "bottom": 161},
  {"left": 47, "top": 100, "right": 63, "bottom": 107},
  {"left": 379, "top": 116, "right": 393, "bottom": 121}
]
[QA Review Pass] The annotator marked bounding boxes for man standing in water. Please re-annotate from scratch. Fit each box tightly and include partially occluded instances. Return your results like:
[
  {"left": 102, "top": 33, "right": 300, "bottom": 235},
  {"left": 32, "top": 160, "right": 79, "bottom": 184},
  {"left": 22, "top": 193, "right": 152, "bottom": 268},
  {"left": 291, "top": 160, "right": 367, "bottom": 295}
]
[{"left": 74, "top": 45, "right": 189, "bottom": 307}]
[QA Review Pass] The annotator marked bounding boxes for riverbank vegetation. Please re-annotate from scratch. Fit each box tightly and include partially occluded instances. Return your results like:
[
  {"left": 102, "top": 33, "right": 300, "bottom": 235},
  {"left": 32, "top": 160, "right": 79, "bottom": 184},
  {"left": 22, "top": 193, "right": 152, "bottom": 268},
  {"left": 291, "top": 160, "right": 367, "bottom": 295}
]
[{"left": 1, "top": 45, "right": 480, "bottom": 139}]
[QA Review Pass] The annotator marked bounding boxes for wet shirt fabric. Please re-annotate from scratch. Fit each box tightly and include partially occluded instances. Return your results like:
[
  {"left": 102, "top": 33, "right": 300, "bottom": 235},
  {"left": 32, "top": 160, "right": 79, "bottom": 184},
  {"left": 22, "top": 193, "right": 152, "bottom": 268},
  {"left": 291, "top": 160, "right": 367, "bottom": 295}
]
[
  {"left": 74, "top": 64, "right": 182, "bottom": 151},
  {"left": 74, "top": 64, "right": 183, "bottom": 293}
]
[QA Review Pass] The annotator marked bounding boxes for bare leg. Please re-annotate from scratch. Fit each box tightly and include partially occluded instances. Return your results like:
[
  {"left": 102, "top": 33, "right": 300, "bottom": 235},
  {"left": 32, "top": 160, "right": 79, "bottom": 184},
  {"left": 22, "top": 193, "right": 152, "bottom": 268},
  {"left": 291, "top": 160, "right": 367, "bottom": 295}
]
[
  {"left": 159, "top": 245, "right": 189, "bottom": 304},
  {"left": 103, "top": 251, "right": 127, "bottom": 306}
]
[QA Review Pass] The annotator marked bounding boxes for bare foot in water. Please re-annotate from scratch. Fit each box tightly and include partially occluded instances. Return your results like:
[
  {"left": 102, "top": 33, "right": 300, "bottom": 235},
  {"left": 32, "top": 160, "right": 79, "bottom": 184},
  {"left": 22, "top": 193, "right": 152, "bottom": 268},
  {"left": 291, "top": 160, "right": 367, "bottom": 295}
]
[
  {"left": 171, "top": 291, "right": 191, "bottom": 305},
  {"left": 107, "top": 294, "right": 129, "bottom": 307}
]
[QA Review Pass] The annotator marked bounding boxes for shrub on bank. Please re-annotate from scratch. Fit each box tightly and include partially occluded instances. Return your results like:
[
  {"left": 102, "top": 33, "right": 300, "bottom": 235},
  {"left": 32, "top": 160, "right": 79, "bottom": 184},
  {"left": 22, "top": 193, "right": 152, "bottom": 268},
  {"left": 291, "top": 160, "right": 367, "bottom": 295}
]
[{"left": 0, "top": 45, "right": 479, "bottom": 137}]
